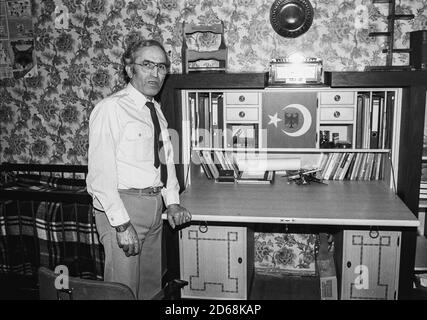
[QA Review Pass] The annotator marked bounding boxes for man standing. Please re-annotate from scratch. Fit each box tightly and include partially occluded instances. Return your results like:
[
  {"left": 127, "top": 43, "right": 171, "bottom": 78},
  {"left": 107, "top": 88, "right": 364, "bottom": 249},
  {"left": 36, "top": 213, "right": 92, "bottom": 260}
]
[{"left": 86, "top": 40, "right": 191, "bottom": 300}]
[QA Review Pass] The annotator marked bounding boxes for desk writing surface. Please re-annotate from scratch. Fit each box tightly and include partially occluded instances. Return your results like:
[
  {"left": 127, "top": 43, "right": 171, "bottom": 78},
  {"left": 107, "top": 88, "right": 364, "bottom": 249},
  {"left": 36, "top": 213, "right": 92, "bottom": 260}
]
[{"left": 165, "top": 174, "right": 418, "bottom": 227}]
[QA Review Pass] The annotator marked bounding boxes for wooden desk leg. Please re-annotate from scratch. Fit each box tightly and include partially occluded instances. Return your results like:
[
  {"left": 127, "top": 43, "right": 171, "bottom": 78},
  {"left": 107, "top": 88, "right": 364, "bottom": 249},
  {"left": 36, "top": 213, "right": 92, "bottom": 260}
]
[
  {"left": 399, "top": 228, "right": 417, "bottom": 299},
  {"left": 163, "top": 223, "right": 180, "bottom": 285}
]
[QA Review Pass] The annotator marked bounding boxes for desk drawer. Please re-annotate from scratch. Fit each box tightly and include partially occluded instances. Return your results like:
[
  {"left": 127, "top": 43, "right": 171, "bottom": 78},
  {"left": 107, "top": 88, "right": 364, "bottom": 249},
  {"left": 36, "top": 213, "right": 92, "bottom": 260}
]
[
  {"left": 320, "top": 92, "right": 355, "bottom": 105},
  {"left": 320, "top": 107, "right": 354, "bottom": 121},
  {"left": 225, "top": 92, "right": 259, "bottom": 105},
  {"left": 226, "top": 107, "right": 259, "bottom": 121}
]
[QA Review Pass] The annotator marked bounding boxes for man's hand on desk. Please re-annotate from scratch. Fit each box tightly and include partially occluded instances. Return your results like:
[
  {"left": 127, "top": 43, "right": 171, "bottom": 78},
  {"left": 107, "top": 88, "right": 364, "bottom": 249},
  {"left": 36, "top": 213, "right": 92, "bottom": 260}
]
[
  {"left": 166, "top": 204, "right": 191, "bottom": 229},
  {"left": 115, "top": 221, "right": 141, "bottom": 257}
]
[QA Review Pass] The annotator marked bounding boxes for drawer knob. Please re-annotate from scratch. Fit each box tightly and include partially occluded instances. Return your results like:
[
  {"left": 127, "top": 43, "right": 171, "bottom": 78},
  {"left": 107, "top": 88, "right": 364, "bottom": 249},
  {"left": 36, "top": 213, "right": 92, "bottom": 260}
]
[
  {"left": 239, "top": 111, "right": 246, "bottom": 118},
  {"left": 334, "top": 94, "right": 341, "bottom": 102},
  {"left": 238, "top": 257, "right": 243, "bottom": 264},
  {"left": 199, "top": 222, "right": 208, "bottom": 233},
  {"left": 239, "top": 95, "right": 245, "bottom": 102},
  {"left": 369, "top": 229, "right": 379, "bottom": 239},
  {"left": 347, "top": 261, "right": 351, "bottom": 268},
  {"left": 333, "top": 111, "right": 341, "bottom": 118}
]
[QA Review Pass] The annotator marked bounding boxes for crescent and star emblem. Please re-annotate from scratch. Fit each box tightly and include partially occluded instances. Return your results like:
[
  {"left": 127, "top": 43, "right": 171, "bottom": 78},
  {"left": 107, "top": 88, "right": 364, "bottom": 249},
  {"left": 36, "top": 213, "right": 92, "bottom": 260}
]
[{"left": 267, "top": 104, "right": 312, "bottom": 137}]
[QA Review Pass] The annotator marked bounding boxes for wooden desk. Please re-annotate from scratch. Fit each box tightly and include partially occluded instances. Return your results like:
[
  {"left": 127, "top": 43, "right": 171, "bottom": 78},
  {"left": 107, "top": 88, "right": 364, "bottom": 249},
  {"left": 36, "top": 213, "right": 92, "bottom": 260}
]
[{"left": 163, "top": 172, "right": 418, "bottom": 300}]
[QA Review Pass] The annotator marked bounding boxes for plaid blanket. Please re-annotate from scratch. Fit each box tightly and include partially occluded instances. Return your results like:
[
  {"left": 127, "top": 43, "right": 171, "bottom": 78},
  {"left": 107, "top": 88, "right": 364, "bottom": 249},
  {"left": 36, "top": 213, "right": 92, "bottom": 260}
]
[
  {"left": 3, "top": 173, "right": 87, "bottom": 192},
  {"left": 0, "top": 185, "right": 104, "bottom": 281}
]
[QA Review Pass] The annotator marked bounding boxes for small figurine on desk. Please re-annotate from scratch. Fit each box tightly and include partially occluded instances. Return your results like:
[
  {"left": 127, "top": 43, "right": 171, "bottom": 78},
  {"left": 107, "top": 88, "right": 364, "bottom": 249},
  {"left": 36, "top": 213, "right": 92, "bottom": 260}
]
[{"left": 282, "top": 168, "right": 327, "bottom": 185}]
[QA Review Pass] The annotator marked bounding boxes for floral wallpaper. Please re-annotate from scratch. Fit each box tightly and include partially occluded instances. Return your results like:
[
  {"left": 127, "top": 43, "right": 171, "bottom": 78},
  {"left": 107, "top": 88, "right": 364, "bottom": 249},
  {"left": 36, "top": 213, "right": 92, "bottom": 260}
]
[
  {"left": 1, "top": 0, "right": 427, "bottom": 164},
  {"left": 254, "top": 232, "right": 317, "bottom": 275}
]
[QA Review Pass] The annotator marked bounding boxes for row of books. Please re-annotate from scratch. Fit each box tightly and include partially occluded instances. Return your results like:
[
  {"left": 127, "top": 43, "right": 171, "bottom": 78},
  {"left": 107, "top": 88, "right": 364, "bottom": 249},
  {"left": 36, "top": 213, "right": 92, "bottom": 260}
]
[
  {"left": 355, "top": 92, "right": 394, "bottom": 149},
  {"left": 197, "top": 150, "right": 238, "bottom": 180},
  {"left": 318, "top": 152, "right": 384, "bottom": 181},
  {"left": 189, "top": 93, "right": 224, "bottom": 148},
  {"left": 196, "top": 150, "right": 274, "bottom": 184},
  {"left": 419, "top": 161, "right": 427, "bottom": 208}
]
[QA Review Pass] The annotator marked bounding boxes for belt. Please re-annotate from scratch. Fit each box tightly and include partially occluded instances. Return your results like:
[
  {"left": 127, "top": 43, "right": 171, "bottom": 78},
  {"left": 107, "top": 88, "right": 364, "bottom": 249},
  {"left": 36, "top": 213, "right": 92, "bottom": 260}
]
[{"left": 127, "top": 186, "right": 163, "bottom": 195}]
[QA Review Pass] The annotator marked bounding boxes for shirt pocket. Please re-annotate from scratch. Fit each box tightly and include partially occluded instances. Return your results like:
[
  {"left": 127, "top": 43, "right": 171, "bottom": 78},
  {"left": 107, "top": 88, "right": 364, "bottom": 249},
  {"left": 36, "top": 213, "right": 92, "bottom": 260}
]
[{"left": 121, "top": 122, "right": 153, "bottom": 161}]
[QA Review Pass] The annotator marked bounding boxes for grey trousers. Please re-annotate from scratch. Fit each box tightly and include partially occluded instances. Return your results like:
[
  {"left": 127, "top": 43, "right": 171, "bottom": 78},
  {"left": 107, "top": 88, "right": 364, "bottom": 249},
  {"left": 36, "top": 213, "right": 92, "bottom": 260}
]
[{"left": 94, "top": 189, "right": 163, "bottom": 300}]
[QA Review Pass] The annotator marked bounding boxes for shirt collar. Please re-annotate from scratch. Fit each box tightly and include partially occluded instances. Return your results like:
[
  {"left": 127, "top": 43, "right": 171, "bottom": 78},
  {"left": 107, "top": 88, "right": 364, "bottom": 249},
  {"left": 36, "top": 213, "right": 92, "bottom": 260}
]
[{"left": 126, "top": 83, "right": 155, "bottom": 108}]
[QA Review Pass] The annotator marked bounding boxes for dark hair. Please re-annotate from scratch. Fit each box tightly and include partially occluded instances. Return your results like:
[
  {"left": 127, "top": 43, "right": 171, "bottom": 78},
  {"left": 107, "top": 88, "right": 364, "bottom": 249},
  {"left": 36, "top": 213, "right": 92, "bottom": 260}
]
[{"left": 122, "top": 39, "right": 170, "bottom": 83}]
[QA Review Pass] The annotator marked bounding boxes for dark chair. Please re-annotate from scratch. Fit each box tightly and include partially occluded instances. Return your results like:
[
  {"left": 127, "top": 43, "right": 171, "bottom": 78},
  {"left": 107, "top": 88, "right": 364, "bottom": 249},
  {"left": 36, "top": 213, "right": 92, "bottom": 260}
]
[
  {"left": 38, "top": 266, "right": 136, "bottom": 300},
  {"left": 38, "top": 266, "right": 188, "bottom": 300}
]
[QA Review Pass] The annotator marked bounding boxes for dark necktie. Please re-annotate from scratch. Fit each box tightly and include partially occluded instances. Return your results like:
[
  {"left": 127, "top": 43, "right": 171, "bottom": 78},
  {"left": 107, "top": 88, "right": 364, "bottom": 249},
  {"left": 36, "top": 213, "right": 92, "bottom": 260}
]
[{"left": 146, "top": 101, "right": 162, "bottom": 169}]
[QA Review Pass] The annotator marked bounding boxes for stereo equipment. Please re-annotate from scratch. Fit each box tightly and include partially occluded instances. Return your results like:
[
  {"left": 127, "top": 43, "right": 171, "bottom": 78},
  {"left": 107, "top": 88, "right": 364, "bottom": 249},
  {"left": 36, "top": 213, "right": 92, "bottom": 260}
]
[{"left": 410, "top": 30, "right": 427, "bottom": 70}]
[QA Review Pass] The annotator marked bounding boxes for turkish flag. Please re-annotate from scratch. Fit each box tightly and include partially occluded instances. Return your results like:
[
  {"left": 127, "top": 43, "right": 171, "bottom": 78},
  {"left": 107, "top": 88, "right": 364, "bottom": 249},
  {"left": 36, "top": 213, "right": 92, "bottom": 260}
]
[{"left": 262, "top": 91, "right": 318, "bottom": 148}]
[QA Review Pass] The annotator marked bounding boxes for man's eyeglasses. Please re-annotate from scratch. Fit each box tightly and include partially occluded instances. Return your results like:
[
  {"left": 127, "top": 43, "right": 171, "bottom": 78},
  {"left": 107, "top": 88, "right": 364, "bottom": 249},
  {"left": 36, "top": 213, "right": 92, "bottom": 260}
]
[{"left": 133, "top": 60, "right": 168, "bottom": 75}]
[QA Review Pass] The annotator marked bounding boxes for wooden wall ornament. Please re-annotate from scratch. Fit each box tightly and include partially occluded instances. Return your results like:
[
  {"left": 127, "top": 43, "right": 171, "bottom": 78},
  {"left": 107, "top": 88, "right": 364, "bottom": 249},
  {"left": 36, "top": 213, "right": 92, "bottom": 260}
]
[
  {"left": 366, "top": 0, "right": 414, "bottom": 71},
  {"left": 270, "top": 0, "right": 314, "bottom": 38}
]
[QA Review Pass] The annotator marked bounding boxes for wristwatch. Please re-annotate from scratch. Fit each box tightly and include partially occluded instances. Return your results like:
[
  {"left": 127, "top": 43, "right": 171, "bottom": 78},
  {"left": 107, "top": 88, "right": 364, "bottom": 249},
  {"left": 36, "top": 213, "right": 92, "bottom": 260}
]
[{"left": 115, "top": 221, "right": 131, "bottom": 232}]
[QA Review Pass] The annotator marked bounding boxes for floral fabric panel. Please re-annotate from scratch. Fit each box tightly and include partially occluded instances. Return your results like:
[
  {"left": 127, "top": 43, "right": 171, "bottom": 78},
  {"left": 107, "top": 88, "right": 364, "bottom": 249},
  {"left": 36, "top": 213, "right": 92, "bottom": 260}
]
[{"left": 254, "top": 232, "right": 317, "bottom": 275}]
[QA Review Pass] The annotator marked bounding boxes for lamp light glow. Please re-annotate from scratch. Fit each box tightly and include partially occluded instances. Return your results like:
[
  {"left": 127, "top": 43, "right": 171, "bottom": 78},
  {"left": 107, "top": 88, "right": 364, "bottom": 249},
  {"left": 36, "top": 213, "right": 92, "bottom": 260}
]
[{"left": 287, "top": 53, "right": 306, "bottom": 63}]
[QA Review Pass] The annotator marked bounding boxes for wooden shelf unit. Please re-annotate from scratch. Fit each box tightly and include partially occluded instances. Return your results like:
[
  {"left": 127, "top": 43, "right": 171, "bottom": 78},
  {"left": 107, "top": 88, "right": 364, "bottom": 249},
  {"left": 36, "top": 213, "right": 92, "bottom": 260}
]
[{"left": 368, "top": 0, "right": 414, "bottom": 67}]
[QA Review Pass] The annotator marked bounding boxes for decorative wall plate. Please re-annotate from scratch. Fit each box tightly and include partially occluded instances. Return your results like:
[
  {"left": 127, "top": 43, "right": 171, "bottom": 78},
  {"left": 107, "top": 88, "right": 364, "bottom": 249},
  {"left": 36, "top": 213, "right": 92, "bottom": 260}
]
[{"left": 270, "top": 0, "right": 314, "bottom": 38}]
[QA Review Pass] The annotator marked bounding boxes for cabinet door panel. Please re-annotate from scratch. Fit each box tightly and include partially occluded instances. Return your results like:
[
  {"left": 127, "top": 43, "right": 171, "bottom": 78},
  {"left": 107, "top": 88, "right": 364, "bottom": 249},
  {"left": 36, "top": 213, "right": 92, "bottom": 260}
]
[
  {"left": 179, "top": 225, "right": 247, "bottom": 299},
  {"left": 341, "top": 230, "right": 400, "bottom": 300}
]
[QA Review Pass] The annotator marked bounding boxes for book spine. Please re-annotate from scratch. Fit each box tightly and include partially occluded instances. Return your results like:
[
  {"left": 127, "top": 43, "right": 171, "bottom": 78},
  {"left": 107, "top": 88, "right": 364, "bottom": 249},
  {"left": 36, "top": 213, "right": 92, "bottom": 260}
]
[
  {"left": 370, "top": 96, "right": 380, "bottom": 149},
  {"left": 321, "top": 153, "right": 333, "bottom": 180},
  {"left": 385, "top": 92, "right": 395, "bottom": 149},
  {"left": 340, "top": 153, "right": 354, "bottom": 180},
  {"left": 190, "top": 94, "right": 196, "bottom": 147},
  {"left": 329, "top": 153, "right": 343, "bottom": 180},
  {"left": 356, "top": 94, "right": 364, "bottom": 149},
  {"left": 202, "top": 150, "right": 219, "bottom": 179},
  {"left": 205, "top": 95, "right": 211, "bottom": 147},
  {"left": 353, "top": 153, "right": 363, "bottom": 180},
  {"left": 323, "top": 153, "right": 337, "bottom": 180},
  {"left": 317, "top": 153, "right": 328, "bottom": 172},
  {"left": 366, "top": 153, "right": 375, "bottom": 180},
  {"left": 345, "top": 153, "right": 356, "bottom": 180},
  {"left": 349, "top": 153, "right": 360, "bottom": 180},
  {"left": 364, "top": 94, "right": 371, "bottom": 149},
  {"left": 374, "top": 153, "right": 382, "bottom": 180},
  {"left": 198, "top": 151, "right": 213, "bottom": 179},
  {"left": 212, "top": 95, "right": 219, "bottom": 148},
  {"left": 197, "top": 94, "right": 204, "bottom": 146},
  {"left": 359, "top": 153, "right": 369, "bottom": 180},
  {"left": 380, "top": 94, "right": 386, "bottom": 149},
  {"left": 334, "top": 153, "right": 348, "bottom": 180},
  {"left": 212, "top": 93, "right": 224, "bottom": 148}
]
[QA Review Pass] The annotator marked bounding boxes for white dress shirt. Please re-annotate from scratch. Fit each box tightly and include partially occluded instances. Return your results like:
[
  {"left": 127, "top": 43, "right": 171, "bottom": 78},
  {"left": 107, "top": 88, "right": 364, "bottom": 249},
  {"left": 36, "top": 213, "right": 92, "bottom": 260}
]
[{"left": 86, "top": 83, "right": 180, "bottom": 227}]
